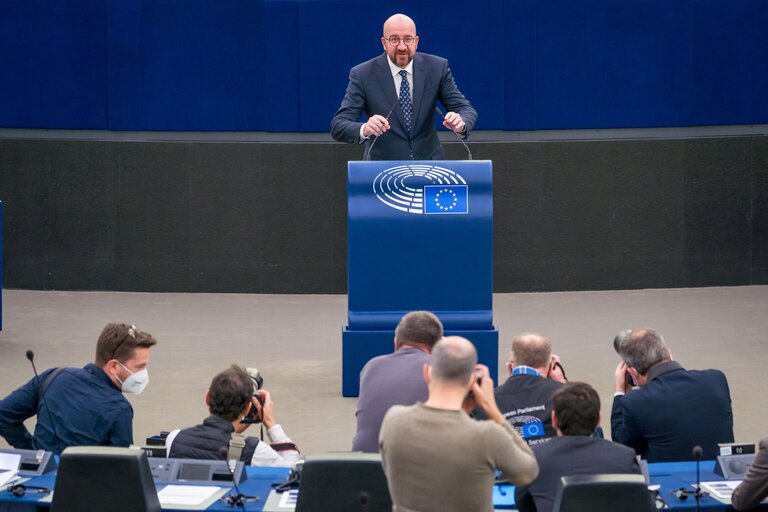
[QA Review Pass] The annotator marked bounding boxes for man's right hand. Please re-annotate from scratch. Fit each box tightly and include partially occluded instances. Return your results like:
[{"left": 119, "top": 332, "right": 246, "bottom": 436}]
[
  {"left": 363, "top": 115, "right": 391, "bottom": 137},
  {"left": 614, "top": 361, "right": 630, "bottom": 394}
]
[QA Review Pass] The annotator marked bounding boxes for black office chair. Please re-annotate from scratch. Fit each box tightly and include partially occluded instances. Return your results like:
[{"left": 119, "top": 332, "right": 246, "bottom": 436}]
[
  {"left": 294, "top": 452, "right": 392, "bottom": 512},
  {"left": 51, "top": 446, "right": 161, "bottom": 512},
  {"left": 552, "top": 474, "right": 654, "bottom": 512}
]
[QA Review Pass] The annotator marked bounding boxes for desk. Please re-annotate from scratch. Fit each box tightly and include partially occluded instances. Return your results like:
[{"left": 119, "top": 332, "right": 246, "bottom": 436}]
[
  {"left": 0, "top": 466, "right": 290, "bottom": 512},
  {"left": 4, "top": 461, "right": 766, "bottom": 511},
  {"left": 493, "top": 460, "right": 756, "bottom": 511}
]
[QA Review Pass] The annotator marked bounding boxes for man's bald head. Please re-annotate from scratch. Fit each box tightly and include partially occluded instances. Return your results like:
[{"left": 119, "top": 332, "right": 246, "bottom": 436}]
[
  {"left": 381, "top": 13, "right": 419, "bottom": 68},
  {"left": 383, "top": 13, "right": 416, "bottom": 35},
  {"left": 430, "top": 336, "right": 477, "bottom": 385},
  {"left": 511, "top": 333, "right": 552, "bottom": 369}
]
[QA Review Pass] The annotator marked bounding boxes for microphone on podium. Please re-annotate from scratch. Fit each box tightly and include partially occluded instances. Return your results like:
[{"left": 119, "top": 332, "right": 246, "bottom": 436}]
[
  {"left": 363, "top": 99, "right": 399, "bottom": 161},
  {"left": 435, "top": 107, "right": 472, "bottom": 160},
  {"left": 26, "top": 350, "right": 63, "bottom": 456}
]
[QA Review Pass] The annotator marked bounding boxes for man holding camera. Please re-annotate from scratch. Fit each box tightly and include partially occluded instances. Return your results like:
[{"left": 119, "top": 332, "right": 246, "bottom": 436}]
[
  {"left": 611, "top": 328, "right": 733, "bottom": 462},
  {"left": 475, "top": 333, "right": 567, "bottom": 446},
  {"left": 379, "top": 337, "right": 538, "bottom": 512},
  {"left": 165, "top": 365, "right": 299, "bottom": 467}
]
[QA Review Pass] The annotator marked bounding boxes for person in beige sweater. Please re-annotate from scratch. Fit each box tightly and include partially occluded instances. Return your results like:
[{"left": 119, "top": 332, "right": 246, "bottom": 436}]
[
  {"left": 379, "top": 336, "right": 539, "bottom": 512},
  {"left": 731, "top": 438, "right": 768, "bottom": 511}
]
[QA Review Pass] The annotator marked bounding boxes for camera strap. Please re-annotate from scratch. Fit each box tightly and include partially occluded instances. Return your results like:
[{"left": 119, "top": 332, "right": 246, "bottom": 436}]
[{"left": 228, "top": 433, "right": 246, "bottom": 462}]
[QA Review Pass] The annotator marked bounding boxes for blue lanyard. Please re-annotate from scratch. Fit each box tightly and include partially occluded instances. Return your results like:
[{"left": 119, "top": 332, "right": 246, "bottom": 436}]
[{"left": 512, "top": 366, "right": 541, "bottom": 377}]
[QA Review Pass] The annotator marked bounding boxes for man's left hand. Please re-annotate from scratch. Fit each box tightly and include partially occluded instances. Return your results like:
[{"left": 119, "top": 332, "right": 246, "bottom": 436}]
[{"left": 443, "top": 112, "right": 465, "bottom": 133}]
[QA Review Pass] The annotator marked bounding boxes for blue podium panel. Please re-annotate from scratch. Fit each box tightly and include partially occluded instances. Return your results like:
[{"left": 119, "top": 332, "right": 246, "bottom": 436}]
[
  {"left": 342, "top": 328, "right": 498, "bottom": 397},
  {"left": 344, "top": 161, "right": 497, "bottom": 396}
]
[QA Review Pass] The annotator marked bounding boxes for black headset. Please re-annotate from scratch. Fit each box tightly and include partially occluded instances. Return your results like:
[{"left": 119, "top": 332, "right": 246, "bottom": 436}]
[{"left": 9, "top": 483, "right": 52, "bottom": 497}]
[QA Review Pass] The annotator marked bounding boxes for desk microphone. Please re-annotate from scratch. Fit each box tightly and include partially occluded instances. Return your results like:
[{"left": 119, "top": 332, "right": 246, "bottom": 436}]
[
  {"left": 26, "top": 350, "right": 63, "bottom": 456},
  {"left": 434, "top": 107, "right": 472, "bottom": 160},
  {"left": 671, "top": 445, "right": 706, "bottom": 509},
  {"left": 363, "top": 99, "right": 398, "bottom": 161},
  {"left": 693, "top": 445, "right": 703, "bottom": 512},
  {"left": 219, "top": 448, "right": 254, "bottom": 511}
]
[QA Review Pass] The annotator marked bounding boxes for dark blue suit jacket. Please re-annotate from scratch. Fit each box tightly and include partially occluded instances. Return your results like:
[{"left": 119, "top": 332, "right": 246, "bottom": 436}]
[
  {"left": 515, "top": 435, "right": 641, "bottom": 512},
  {"left": 611, "top": 361, "right": 734, "bottom": 462},
  {"left": 331, "top": 52, "right": 477, "bottom": 160}
]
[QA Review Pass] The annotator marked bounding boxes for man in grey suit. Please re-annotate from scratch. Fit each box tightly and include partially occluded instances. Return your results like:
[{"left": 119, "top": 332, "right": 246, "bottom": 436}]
[
  {"left": 516, "top": 382, "right": 641, "bottom": 512},
  {"left": 352, "top": 311, "right": 443, "bottom": 452},
  {"left": 331, "top": 13, "right": 477, "bottom": 160}
]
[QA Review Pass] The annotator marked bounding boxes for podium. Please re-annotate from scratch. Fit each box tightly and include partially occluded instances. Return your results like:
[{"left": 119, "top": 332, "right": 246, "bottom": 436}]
[{"left": 342, "top": 161, "right": 498, "bottom": 396}]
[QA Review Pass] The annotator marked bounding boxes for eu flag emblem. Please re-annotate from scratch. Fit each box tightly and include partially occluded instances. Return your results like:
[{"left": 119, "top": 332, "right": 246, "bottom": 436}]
[{"left": 424, "top": 185, "right": 468, "bottom": 214}]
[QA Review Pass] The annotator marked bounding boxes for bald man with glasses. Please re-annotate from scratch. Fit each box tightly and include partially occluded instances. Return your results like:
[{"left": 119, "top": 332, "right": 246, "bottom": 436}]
[{"left": 331, "top": 13, "right": 477, "bottom": 161}]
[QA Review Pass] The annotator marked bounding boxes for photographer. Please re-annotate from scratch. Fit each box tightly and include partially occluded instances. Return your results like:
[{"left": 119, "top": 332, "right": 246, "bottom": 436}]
[{"left": 165, "top": 365, "right": 299, "bottom": 467}]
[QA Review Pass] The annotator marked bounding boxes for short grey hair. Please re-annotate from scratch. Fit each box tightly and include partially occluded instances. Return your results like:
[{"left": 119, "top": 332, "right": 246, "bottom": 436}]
[
  {"left": 511, "top": 333, "right": 552, "bottom": 369},
  {"left": 618, "top": 328, "right": 670, "bottom": 375},
  {"left": 430, "top": 337, "right": 477, "bottom": 385}
]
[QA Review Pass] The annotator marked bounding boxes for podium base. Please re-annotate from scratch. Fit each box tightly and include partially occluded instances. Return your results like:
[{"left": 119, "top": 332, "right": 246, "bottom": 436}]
[{"left": 342, "top": 327, "right": 499, "bottom": 397}]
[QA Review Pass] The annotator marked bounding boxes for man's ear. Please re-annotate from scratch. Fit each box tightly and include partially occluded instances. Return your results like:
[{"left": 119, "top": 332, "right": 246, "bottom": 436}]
[
  {"left": 505, "top": 361, "right": 513, "bottom": 375},
  {"left": 103, "top": 359, "right": 120, "bottom": 376},
  {"left": 393, "top": 337, "right": 399, "bottom": 352},
  {"left": 551, "top": 410, "right": 558, "bottom": 431},
  {"left": 204, "top": 390, "right": 211, "bottom": 407},
  {"left": 423, "top": 363, "right": 431, "bottom": 385},
  {"left": 627, "top": 366, "right": 641, "bottom": 385}
]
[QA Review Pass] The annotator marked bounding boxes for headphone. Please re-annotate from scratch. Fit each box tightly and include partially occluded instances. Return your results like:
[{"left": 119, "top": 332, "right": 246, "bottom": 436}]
[{"left": 9, "top": 483, "right": 52, "bottom": 497}]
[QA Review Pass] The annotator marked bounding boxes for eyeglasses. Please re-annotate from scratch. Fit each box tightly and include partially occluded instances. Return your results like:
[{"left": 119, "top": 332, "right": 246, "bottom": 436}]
[{"left": 385, "top": 35, "right": 416, "bottom": 46}]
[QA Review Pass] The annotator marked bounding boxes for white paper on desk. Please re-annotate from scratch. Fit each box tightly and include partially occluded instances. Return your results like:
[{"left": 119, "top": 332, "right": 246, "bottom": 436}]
[
  {"left": 0, "top": 453, "right": 21, "bottom": 472},
  {"left": 157, "top": 485, "right": 222, "bottom": 506},
  {"left": 700, "top": 480, "right": 741, "bottom": 503},
  {"left": 0, "top": 469, "right": 20, "bottom": 488},
  {"left": 278, "top": 489, "right": 299, "bottom": 508}
]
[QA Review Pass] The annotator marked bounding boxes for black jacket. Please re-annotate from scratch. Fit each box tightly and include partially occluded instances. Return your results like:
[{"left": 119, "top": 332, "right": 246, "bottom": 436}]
[
  {"left": 169, "top": 415, "right": 259, "bottom": 464},
  {"left": 478, "top": 374, "right": 563, "bottom": 446},
  {"left": 516, "top": 435, "right": 641, "bottom": 512}
]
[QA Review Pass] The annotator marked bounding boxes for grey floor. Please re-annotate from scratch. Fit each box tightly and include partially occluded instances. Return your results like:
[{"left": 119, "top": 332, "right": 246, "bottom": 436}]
[{"left": 0, "top": 286, "right": 766, "bottom": 456}]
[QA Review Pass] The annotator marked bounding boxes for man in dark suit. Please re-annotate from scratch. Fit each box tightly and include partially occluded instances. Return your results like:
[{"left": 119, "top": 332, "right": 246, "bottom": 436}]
[
  {"left": 516, "top": 382, "right": 640, "bottom": 512},
  {"left": 475, "top": 333, "right": 566, "bottom": 446},
  {"left": 331, "top": 13, "right": 477, "bottom": 160},
  {"left": 612, "top": 328, "right": 734, "bottom": 462}
]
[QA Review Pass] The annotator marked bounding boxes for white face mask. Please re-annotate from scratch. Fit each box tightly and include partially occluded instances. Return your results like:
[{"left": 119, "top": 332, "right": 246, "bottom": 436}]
[{"left": 117, "top": 363, "right": 149, "bottom": 394}]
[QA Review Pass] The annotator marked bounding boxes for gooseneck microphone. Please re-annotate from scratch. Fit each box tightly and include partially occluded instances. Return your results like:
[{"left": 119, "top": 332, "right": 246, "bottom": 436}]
[
  {"left": 26, "top": 350, "right": 63, "bottom": 456},
  {"left": 435, "top": 107, "right": 472, "bottom": 160},
  {"left": 219, "top": 448, "right": 252, "bottom": 511},
  {"left": 693, "top": 445, "right": 703, "bottom": 512},
  {"left": 363, "top": 99, "right": 399, "bottom": 161}
]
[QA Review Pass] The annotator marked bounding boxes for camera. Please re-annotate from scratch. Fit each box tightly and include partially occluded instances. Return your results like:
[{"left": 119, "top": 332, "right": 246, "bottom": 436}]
[
  {"left": 612, "top": 330, "right": 636, "bottom": 387},
  {"left": 241, "top": 367, "right": 265, "bottom": 424}
]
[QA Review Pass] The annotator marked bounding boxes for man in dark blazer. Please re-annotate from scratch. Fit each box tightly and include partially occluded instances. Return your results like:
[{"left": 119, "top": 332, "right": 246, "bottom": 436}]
[
  {"left": 474, "top": 333, "right": 566, "bottom": 446},
  {"left": 331, "top": 13, "right": 477, "bottom": 160},
  {"left": 611, "top": 328, "right": 734, "bottom": 462},
  {"left": 731, "top": 437, "right": 768, "bottom": 510},
  {"left": 516, "top": 383, "right": 640, "bottom": 512}
]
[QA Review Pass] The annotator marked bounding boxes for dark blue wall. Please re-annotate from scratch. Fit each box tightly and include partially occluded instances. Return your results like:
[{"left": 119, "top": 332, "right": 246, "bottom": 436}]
[{"left": 1, "top": 0, "right": 767, "bottom": 131}]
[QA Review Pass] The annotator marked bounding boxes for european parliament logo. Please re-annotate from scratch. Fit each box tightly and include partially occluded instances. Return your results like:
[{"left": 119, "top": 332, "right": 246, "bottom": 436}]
[{"left": 372, "top": 164, "right": 469, "bottom": 215}]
